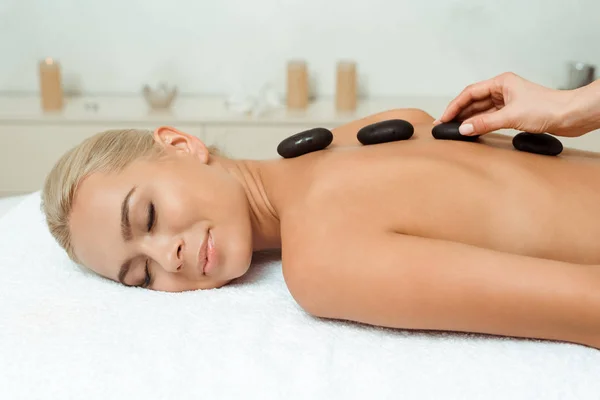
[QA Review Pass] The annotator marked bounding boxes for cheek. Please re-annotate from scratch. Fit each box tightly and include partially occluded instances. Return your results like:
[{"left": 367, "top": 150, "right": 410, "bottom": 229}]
[
  {"left": 159, "top": 188, "right": 202, "bottom": 229},
  {"left": 152, "top": 166, "right": 207, "bottom": 223},
  {"left": 225, "top": 205, "right": 254, "bottom": 265},
  {"left": 189, "top": 168, "right": 245, "bottom": 218},
  {"left": 155, "top": 161, "right": 250, "bottom": 227}
]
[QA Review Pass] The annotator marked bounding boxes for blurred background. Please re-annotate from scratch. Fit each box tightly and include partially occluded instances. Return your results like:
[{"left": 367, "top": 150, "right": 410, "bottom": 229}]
[
  {"left": 2, "top": 0, "right": 597, "bottom": 96},
  {"left": 0, "top": 0, "right": 597, "bottom": 198}
]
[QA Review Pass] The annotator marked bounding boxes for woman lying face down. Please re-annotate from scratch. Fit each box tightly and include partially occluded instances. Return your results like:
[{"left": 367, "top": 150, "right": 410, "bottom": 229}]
[{"left": 42, "top": 108, "right": 600, "bottom": 349}]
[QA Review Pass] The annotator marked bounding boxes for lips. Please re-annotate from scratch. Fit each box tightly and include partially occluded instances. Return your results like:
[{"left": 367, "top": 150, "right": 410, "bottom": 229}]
[
  {"left": 198, "top": 230, "right": 218, "bottom": 277},
  {"left": 205, "top": 231, "right": 216, "bottom": 275},
  {"left": 198, "top": 233, "right": 209, "bottom": 276}
]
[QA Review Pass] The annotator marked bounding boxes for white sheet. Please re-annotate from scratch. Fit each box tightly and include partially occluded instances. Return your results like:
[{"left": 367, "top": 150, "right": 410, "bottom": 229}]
[
  {"left": 0, "top": 193, "right": 28, "bottom": 220},
  {"left": 1, "top": 192, "right": 599, "bottom": 400}
]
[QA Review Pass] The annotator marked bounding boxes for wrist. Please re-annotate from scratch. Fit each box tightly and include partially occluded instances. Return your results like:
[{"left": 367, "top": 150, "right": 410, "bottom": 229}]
[
  {"left": 561, "top": 81, "right": 600, "bottom": 134},
  {"left": 557, "top": 89, "right": 582, "bottom": 132}
]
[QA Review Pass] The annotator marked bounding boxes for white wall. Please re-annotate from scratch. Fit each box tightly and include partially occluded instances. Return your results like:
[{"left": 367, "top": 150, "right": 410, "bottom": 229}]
[{"left": 0, "top": 0, "right": 597, "bottom": 97}]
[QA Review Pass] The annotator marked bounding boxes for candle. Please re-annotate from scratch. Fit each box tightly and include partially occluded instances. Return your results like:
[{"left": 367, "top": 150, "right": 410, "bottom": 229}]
[
  {"left": 286, "top": 60, "right": 309, "bottom": 110},
  {"left": 39, "top": 58, "right": 64, "bottom": 111},
  {"left": 335, "top": 60, "right": 357, "bottom": 112}
]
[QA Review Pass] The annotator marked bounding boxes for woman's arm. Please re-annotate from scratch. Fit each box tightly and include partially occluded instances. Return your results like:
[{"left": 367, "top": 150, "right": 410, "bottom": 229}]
[
  {"left": 288, "top": 232, "right": 600, "bottom": 349},
  {"left": 437, "top": 72, "right": 600, "bottom": 138},
  {"left": 566, "top": 80, "right": 600, "bottom": 136},
  {"left": 329, "top": 108, "right": 435, "bottom": 147}
]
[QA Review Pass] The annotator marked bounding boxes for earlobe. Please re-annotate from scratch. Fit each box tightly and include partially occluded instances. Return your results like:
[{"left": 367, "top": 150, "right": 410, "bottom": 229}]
[{"left": 153, "top": 126, "right": 209, "bottom": 163}]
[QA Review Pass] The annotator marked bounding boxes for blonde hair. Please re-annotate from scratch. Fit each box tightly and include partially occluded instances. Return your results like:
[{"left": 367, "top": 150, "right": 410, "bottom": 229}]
[{"left": 41, "top": 128, "right": 219, "bottom": 263}]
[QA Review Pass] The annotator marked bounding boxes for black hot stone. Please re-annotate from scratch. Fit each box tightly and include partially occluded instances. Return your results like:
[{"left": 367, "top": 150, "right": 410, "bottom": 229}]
[
  {"left": 277, "top": 127, "right": 334, "bottom": 158},
  {"left": 432, "top": 122, "right": 480, "bottom": 142},
  {"left": 357, "top": 119, "right": 414, "bottom": 145},
  {"left": 512, "top": 132, "right": 563, "bottom": 156}
]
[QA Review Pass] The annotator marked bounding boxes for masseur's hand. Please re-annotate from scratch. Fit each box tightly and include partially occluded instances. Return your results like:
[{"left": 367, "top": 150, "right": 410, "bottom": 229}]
[{"left": 436, "top": 72, "right": 584, "bottom": 137}]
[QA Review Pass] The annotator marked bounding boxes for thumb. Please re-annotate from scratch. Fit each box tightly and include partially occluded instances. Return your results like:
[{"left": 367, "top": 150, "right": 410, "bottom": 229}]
[{"left": 460, "top": 109, "right": 513, "bottom": 135}]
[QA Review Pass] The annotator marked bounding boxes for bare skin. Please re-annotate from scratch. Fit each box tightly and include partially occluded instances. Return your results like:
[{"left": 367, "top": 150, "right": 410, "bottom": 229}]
[
  {"left": 68, "top": 109, "right": 600, "bottom": 349},
  {"left": 278, "top": 109, "right": 600, "bottom": 349}
]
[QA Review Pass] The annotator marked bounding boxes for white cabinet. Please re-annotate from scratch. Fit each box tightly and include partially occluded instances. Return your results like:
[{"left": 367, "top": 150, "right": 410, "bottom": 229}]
[
  {"left": 0, "top": 122, "right": 205, "bottom": 196},
  {"left": 0, "top": 124, "right": 93, "bottom": 194}
]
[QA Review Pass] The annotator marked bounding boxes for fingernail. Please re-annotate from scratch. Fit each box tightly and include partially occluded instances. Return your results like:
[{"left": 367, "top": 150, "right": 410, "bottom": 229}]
[
  {"left": 433, "top": 119, "right": 440, "bottom": 125},
  {"left": 459, "top": 123, "right": 474, "bottom": 135}
]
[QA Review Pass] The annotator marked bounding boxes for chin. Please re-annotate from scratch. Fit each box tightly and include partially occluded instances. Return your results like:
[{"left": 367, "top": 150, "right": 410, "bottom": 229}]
[
  {"left": 228, "top": 258, "right": 252, "bottom": 281},
  {"left": 208, "top": 279, "right": 234, "bottom": 289},
  {"left": 228, "top": 238, "right": 254, "bottom": 276},
  {"left": 213, "top": 249, "right": 252, "bottom": 286}
]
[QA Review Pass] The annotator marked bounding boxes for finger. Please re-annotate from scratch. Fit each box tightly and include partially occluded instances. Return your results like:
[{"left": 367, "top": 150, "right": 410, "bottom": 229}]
[
  {"left": 454, "top": 108, "right": 496, "bottom": 133},
  {"left": 439, "top": 80, "right": 496, "bottom": 123},
  {"left": 441, "top": 82, "right": 495, "bottom": 122},
  {"left": 459, "top": 108, "right": 513, "bottom": 136},
  {"left": 456, "top": 98, "right": 496, "bottom": 121}
]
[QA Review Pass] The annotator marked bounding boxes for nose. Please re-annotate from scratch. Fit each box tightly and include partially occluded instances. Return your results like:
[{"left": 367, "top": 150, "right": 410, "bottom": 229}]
[{"left": 146, "top": 237, "right": 184, "bottom": 273}]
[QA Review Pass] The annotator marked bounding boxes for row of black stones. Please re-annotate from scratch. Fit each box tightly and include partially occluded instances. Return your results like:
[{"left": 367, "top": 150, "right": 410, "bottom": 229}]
[{"left": 276, "top": 120, "right": 563, "bottom": 158}]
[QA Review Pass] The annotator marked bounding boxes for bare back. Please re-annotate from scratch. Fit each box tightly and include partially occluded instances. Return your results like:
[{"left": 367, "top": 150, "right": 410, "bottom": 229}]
[
  {"left": 271, "top": 109, "right": 600, "bottom": 348},
  {"left": 275, "top": 111, "right": 600, "bottom": 264},
  {"left": 290, "top": 126, "right": 600, "bottom": 264}
]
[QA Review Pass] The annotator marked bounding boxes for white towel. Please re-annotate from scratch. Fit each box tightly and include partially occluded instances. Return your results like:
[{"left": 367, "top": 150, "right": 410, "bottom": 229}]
[{"left": 1, "top": 192, "right": 599, "bottom": 400}]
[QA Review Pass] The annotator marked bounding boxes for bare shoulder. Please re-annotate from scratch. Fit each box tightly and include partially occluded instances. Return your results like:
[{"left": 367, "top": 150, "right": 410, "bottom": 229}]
[
  {"left": 279, "top": 158, "right": 386, "bottom": 314},
  {"left": 279, "top": 215, "right": 350, "bottom": 316},
  {"left": 279, "top": 182, "right": 383, "bottom": 316}
]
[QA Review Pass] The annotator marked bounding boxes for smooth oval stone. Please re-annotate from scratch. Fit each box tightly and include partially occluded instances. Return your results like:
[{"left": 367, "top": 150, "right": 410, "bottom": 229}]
[
  {"left": 277, "top": 127, "right": 334, "bottom": 158},
  {"left": 432, "top": 122, "right": 480, "bottom": 142},
  {"left": 512, "top": 132, "right": 563, "bottom": 156},
  {"left": 357, "top": 119, "right": 414, "bottom": 145}
]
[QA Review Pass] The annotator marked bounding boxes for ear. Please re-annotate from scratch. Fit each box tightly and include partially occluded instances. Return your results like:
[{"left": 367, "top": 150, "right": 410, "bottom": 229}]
[{"left": 153, "top": 126, "right": 209, "bottom": 163}]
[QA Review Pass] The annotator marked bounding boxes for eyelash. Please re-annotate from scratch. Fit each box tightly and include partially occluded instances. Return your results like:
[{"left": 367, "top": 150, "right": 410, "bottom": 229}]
[
  {"left": 144, "top": 260, "right": 152, "bottom": 288},
  {"left": 144, "top": 202, "right": 156, "bottom": 288},
  {"left": 147, "top": 202, "right": 156, "bottom": 232}
]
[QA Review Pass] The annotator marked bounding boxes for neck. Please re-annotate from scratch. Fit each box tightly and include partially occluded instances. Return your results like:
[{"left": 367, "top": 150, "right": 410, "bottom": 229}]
[{"left": 211, "top": 155, "right": 285, "bottom": 251}]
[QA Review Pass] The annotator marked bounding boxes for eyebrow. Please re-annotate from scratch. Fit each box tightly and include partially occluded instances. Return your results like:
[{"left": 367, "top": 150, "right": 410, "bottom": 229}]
[
  {"left": 121, "top": 186, "right": 137, "bottom": 242},
  {"left": 118, "top": 186, "right": 137, "bottom": 285}
]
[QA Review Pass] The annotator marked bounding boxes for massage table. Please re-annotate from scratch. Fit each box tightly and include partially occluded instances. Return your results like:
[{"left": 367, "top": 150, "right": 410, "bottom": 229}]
[{"left": 1, "top": 192, "right": 599, "bottom": 399}]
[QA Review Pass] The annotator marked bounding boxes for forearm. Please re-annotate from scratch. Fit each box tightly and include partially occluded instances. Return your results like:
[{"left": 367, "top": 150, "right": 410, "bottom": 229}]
[
  {"left": 315, "top": 233, "right": 600, "bottom": 349},
  {"left": 563, "top": 79, "right": 600, "bottom": 134},
  {"left": 393, "top": 244, "right": 600, "bottom": 348}
]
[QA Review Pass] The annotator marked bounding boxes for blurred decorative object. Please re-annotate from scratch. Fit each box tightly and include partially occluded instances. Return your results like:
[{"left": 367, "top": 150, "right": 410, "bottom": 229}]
[
  {"left": 566, "top": 62, "right": 596, "bottom": 89},
  {"left": 225, "top": 83, "right": 283, "bottom": 117},
  {"left": 143, "top": 83, "right": 178, "bottom": 110},
  {"left": 38, "top": 58, "right": 64, "bottom": 111},
  {"left": 286, "top": 60, "right": 309, "bottom": 110},
  {"left": 84, "top": 102, "right": 99, "bottom": 112},
  {"left": 335, "top": 60, "right": 357, "bottom": 112}
]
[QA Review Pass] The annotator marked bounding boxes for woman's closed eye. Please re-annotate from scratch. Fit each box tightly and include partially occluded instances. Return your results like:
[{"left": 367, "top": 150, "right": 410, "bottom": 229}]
[
  {"left": 147, "top": 202, "right": 156, "bottom": 232},
  {"left": 142, "top": 202, "right": 156, "bottom": 288},
  {"left": 143, "top": 259, "right": 153, "bottom": 288}
]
